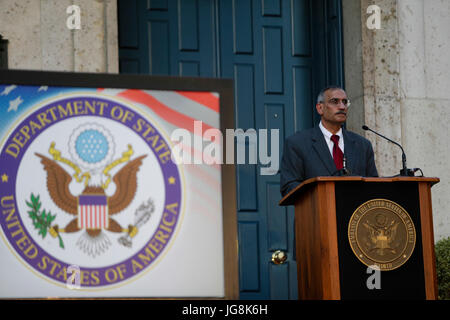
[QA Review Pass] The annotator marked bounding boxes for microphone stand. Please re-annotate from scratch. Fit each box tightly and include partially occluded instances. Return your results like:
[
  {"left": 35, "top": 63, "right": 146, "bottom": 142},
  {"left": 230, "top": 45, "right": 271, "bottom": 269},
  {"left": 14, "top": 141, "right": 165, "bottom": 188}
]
[{"left": 362, "top": 125, "right": 416, "bottom": 176}]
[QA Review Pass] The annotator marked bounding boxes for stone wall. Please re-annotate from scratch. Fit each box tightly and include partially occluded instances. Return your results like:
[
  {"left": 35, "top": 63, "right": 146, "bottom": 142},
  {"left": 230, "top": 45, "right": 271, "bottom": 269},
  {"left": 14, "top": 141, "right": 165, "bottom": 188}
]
[
  {"left": 0, "top": 0, "right": 118, "bottom": 73},
  {"left": 344, "top": 0, "right": 450, "bottom": 241}
]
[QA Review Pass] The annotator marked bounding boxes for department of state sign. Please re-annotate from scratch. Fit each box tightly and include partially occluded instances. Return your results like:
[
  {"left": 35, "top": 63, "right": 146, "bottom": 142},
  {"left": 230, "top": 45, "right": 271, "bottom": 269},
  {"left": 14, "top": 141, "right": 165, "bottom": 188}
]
[
  {"left": 348, "top": 199, "right": 416, "bottom": 271},
  {"left": 0, "top": 94, "right": 183, "bottom": 288}
]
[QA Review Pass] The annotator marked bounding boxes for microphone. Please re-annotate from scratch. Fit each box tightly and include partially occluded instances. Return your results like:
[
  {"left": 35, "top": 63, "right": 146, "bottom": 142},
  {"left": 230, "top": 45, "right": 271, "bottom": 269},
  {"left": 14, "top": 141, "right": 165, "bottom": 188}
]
[
  {"left": 342, "top": 155, "right": 350, "bottom": 175},
  {"left": 332, "top": 152, "right": 351, "bottom": 176},
  {"left": 362, "top": 125, "right": 415, "bottom": 176}
]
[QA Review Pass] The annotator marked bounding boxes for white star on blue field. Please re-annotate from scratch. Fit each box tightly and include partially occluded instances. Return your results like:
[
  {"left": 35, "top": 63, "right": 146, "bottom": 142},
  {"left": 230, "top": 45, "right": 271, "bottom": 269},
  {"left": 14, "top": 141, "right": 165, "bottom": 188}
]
[{"left": 0, "top": 84, "right": 97, "bottom": 138}]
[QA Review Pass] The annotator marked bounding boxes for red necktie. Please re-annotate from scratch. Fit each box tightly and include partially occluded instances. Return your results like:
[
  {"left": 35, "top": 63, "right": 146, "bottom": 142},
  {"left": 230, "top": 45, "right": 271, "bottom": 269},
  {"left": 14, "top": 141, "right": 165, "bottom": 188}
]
[{"left": 331, "top": 135, "right": 343, "bottom": 170}]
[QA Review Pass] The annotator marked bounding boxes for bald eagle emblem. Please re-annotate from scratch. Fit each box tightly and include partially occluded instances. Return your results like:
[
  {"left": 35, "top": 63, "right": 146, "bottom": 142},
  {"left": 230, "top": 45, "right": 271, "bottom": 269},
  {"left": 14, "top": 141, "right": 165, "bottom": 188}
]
[
  {"left": 362, "top": 214, "right": 400, "bottom": 256},
  {"left": 32, "top": 123, "right": 153, "bottom": 257},
  {"left": 348, "top": 199, "right": 417, "bottom": 271}
]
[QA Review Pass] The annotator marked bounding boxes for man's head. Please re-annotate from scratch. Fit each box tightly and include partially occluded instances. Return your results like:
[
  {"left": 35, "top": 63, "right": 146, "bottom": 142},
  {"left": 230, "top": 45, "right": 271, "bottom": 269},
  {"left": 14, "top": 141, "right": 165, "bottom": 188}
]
[{"left": 315, "top": 86, "right": 350, "bottom": 132}]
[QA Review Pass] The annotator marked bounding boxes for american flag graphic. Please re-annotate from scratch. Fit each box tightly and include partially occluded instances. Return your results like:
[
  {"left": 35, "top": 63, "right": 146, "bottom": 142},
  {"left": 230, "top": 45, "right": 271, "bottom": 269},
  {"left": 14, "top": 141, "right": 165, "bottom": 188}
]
[
  {"left": 77, "top": 195, "right": 109, "bottom": 229},
  {"left": 98, "top": 88, "right": 223, "bottom": 220}
]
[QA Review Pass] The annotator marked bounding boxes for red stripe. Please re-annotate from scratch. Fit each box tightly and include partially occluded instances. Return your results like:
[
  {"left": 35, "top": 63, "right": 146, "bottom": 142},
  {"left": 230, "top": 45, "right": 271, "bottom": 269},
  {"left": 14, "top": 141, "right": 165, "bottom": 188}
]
[
  {"left": 101, "top": 206, "right": 104, "bottom": 228},
  {"left": 100, "top": 206, "right": 103, "bottom": 228},
  {"left": 89, "top": 206, "right": 92, "bottom": 229},
  {"left": 176, "top": 91, "right": 219, "bottom": 113},
  {"left": 96, "top": 206, "right": 99, "bottom": 229},
  {"left": 80, "top": 206, "right": 84, "bottom": 229},
  {"left": 189, "top": 182, "right": 221, "bottom": 215},
  {"left": 81, "top": 206, "right": 85, "bottom": 229},
  {"left": 185, "top": 165, "right": 220, "bottom": 193},
  {"left": 117, "top": 90, "right": 215, "bottom": 136},
  {"left": 84, "top": 206, "right": 87, "bottom": 229}
]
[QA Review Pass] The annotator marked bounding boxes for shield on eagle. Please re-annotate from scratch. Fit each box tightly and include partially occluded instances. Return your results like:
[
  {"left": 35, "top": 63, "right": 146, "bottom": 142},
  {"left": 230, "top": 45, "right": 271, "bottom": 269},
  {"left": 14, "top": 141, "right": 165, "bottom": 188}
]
[{"left": 77, "top": 195, "right": 109, "bottom": 230}]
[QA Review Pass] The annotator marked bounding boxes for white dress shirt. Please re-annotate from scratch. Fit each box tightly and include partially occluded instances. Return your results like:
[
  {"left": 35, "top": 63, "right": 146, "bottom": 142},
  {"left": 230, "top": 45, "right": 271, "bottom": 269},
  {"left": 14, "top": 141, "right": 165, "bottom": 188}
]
[{"left": 319, "top": 121, "right": 344, "bottom": 157}]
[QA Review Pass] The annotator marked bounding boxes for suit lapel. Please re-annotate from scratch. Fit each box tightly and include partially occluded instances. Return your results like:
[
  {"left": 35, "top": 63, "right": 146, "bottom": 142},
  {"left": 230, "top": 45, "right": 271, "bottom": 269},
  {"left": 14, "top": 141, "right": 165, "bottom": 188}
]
[
  {"left": 342, "top": 129, "right": 357, "bottom": 172},
  {"left": 311, "top": 126, "right": 336, "bottom": 175}
]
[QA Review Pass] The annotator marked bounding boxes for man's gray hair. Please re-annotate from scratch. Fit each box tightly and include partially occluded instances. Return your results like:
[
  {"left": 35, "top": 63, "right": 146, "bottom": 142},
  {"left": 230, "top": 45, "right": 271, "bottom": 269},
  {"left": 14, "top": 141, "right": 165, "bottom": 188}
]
[{"left": 316, "top": 85, "right": 345, "bottom": 104}]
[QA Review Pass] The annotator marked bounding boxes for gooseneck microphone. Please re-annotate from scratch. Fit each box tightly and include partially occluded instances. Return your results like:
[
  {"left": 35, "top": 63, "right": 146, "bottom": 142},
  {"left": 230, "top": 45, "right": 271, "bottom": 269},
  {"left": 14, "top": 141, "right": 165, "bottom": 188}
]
[
  {"left": 362, "top": 125, "right": 414, "bottom": 176},
  {"left": 332, "top": 152, "right": 351, "bottom": 176}
]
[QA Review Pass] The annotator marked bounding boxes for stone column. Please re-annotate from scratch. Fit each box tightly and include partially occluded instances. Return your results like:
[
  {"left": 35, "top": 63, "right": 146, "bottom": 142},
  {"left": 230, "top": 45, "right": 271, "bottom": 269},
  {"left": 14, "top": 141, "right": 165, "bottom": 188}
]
[
  {"left": 41, "top": 0, "right": 74, "bottom": 71},
  {"left": 342, "top": 0, "right": 365, "bottom": 137},
  {"left": 0, "top": 0, "right": 118, "bottom": 73},
  {"left": 397, "top": 0, "right": 450, "bottom": 240},
  {"left": 0, "top": 0, "right": 43, "bottom": 70},
  {"left": 344, "top": 0, "right": 450, "bottom": 240},
  {"left": 73, "top": 0, "right": 118, "bottom": 73},
  {"left": 360, "top": 0, "right": 403, "bottom": 178}
]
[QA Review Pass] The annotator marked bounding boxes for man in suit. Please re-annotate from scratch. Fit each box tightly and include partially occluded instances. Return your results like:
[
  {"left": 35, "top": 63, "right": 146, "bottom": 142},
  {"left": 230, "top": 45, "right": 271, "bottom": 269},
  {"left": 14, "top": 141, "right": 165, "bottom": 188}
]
[{"left": 280, "top": 86, "right": 378, "bottom": 197}]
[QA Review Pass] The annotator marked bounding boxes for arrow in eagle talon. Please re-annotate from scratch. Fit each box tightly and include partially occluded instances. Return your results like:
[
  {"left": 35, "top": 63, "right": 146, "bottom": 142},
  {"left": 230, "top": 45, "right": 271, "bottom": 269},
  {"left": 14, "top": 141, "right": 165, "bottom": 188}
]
[{"left": 128, "top": 225, "right": 138, "bottom": 238}]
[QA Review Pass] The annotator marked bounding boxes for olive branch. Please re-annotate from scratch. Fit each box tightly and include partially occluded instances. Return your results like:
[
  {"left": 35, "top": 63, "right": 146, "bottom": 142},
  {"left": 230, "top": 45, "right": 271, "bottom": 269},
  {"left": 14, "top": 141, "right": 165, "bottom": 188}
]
[{"left": 26, "top": 193, "right": 64, "bottom": 249}]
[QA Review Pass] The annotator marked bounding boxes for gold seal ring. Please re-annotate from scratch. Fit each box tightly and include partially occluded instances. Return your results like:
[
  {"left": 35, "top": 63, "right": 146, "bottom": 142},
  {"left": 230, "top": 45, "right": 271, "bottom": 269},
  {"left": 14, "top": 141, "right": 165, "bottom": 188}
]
[{"left": 348, "top": 199, "right": 416, "bottom": 271}]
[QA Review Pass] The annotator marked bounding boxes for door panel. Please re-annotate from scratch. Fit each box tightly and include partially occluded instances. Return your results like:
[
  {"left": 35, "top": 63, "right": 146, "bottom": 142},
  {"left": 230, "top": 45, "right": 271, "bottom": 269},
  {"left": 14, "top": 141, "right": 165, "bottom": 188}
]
[
  {"left": 238, "top": 221, "right": 261, "bottom": 292},
  {"left": 219, "top": 0, "right": 323, "bottom": 299},
  {"left": 118, "top": 0, "right": 343, "bottom": 300}
]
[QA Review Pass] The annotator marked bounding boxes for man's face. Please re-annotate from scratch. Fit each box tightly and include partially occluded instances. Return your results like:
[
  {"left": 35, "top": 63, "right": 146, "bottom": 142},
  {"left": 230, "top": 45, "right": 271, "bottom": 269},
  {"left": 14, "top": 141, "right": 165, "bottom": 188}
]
[{"left": 316, "top": 89, "right": 349, "bottom": 126}]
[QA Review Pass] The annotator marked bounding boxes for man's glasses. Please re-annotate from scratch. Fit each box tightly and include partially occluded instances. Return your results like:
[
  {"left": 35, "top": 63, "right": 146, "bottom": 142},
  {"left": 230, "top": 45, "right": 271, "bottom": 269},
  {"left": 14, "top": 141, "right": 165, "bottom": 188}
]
[{"left": 321, "top": 98, "right": 351, "bottom": 107}]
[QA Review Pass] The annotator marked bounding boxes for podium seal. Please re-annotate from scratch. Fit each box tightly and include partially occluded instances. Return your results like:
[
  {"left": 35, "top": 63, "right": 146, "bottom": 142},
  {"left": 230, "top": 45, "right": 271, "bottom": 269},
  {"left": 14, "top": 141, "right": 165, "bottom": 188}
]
[{"left": 348, "top": 199, "right": 416, "bottom": 271}]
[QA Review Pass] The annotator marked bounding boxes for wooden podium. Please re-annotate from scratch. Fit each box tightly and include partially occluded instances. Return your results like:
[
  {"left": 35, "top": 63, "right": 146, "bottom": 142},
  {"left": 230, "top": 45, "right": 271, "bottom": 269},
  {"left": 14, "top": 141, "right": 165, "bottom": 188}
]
[{"left": 279, "top": 176, "right": 439, "bottom": 300}]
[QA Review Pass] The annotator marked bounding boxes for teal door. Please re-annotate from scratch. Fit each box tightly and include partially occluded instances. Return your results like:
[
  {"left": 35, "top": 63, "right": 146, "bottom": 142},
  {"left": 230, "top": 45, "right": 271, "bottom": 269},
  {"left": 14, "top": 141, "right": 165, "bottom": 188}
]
[{"left": 118, "top": 0, "right": 343, "bottom": 299}]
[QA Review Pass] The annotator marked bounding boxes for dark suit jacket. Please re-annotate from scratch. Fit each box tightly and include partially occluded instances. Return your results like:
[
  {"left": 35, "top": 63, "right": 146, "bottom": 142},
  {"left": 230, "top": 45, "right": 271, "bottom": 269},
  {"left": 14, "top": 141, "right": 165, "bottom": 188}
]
[{"left": 280, "top": 126, "right": 378, "bottom": 197}]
